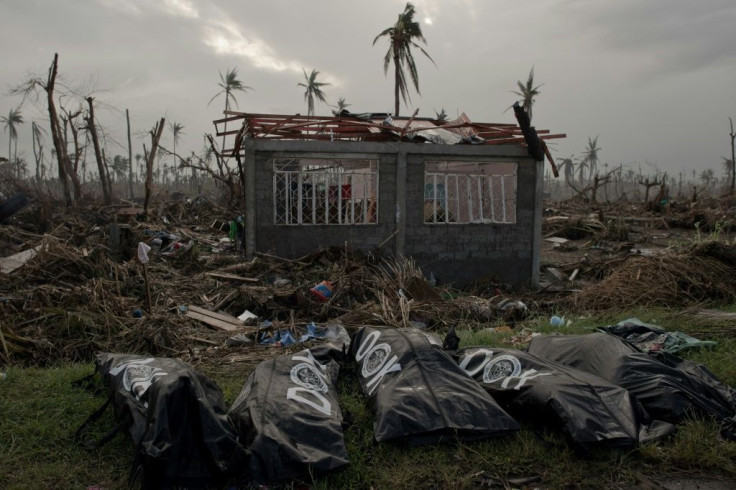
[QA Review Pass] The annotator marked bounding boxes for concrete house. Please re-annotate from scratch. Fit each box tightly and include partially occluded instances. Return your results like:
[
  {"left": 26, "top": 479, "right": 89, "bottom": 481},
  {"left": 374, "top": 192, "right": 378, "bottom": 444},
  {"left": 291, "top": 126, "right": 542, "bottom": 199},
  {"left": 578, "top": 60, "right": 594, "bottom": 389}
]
[{"left": 213, "top": 108, "right": 563, "bottom": 287}]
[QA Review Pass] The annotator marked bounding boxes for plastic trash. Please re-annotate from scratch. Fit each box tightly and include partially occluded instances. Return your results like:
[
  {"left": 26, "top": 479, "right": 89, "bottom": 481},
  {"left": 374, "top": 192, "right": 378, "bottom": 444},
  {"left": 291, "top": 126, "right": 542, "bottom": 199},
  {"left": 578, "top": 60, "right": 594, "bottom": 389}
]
[
  {"left": 237, "top": 309, "right": 258, "bottom": 324},
  {"left": 599, "top": 318, "right": 717, "bottom": 354},
  {"left": 297, "top": 322, "right": 324, "bottom": 343},
  {"left": 259, "top": 330, "right": 296, "bottom": 347},
  {"left": 226, "top": 333, "right": 252, "bottom": 346},
  {"left": 550, "top": 315, "right": 565, "bottom": 327},
  {"left": 310, "top": 281, "right": 333, "bottom": 302},
  {"left": 132, "top": 309, "right": 143, "bottom": 318},
  {"left": 137, "top": 242, "right": 151, "bottom": 264}
]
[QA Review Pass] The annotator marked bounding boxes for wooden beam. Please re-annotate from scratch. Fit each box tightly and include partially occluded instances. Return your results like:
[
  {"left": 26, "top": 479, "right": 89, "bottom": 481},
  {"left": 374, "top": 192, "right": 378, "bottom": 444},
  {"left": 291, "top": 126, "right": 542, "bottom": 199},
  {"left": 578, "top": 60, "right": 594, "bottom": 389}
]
[
  {"left": 185, "top": 305, "right": 246, "bottom": 332},
  {"left": 206, "top": 272, "right": 259, "bottom": 283}
]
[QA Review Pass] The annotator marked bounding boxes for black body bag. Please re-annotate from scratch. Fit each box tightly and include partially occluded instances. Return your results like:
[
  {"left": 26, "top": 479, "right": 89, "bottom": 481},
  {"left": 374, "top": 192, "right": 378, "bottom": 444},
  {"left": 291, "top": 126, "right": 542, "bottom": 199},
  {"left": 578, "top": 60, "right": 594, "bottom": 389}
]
[
  {"left": 351, "top": 326, "right": 520, "bottom": 445},
  {"left": 528, "top": 333, "right": 736, "bottom": 436},
  {"left": 228, "top": 342, "right": 349, "bottom": 485},
  {"left": 78, "top": 353, "right": 246, "bottom": 489},
  {"left": 457, "top": 346, "right": 675, "bottom": 448}
]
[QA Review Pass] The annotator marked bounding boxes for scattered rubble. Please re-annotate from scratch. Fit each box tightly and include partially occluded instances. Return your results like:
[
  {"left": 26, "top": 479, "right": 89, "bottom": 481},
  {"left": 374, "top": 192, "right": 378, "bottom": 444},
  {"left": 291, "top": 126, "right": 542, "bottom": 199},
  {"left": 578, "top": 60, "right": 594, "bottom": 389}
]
[{"left": 2, "top": 191, "right": 736, "bottom": 366}]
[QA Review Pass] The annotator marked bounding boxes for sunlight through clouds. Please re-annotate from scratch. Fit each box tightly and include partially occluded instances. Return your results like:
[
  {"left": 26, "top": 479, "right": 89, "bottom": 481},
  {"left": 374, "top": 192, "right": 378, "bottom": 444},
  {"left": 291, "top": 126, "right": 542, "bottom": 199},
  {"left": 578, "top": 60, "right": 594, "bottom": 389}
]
[
  {"left": 203, "top": 20, "right": 303, "bottom": 73},
  {"left": 93, "top": 0, "right": 198, "bottom": 18},
  {"left": 162, "top": 0, "right": 200, "bottom": 19},
  {"left": 202, "top": 19, "right": 342, "bottom": 86}
]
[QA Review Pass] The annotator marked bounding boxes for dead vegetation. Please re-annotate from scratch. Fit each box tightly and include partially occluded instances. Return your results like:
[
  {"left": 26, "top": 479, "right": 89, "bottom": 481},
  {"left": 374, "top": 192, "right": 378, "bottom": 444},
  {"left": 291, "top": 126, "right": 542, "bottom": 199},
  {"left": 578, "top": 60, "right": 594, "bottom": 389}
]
[
  {"left": 3, "top": 187, "right": 736, "bottom": 367},
  {"left": 571, "top": 241, "right": 736, "bottom": 310}
]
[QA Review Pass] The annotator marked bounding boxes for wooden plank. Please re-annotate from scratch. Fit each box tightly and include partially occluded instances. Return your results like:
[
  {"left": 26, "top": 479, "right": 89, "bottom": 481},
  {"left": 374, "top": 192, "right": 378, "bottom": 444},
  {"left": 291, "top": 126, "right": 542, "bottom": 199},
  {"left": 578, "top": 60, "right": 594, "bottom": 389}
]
[
  {"left": 0, "top": 246, "right": 41, "bottom": 274},
  {"left": 546, "top": 267, "right": 567, "bottom": 283},
  {"left": 185, "top": 310, "right": 240, "bottom": 332},
  {"left": 185, "top": 305, "right": 247, "bottom": 332},
  {"left": 116, "top": 207, "right": 144, "bottom": 216},
  {"left": 187, "top": 305, "right": 243, "bottom": 325},
  {"left": 545, "top": 237, "right": 570, "bottom": 244},
  {"left": 206, "top": 272, "right": 259, "bottom": 283}
]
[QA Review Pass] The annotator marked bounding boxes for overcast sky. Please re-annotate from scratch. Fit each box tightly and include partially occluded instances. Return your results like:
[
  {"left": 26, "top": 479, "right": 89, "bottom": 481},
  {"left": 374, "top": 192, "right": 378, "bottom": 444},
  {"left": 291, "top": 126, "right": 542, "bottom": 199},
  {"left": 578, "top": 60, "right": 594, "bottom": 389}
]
[{"left": 2, "top": 0, "right": 736, "bottom": 179}]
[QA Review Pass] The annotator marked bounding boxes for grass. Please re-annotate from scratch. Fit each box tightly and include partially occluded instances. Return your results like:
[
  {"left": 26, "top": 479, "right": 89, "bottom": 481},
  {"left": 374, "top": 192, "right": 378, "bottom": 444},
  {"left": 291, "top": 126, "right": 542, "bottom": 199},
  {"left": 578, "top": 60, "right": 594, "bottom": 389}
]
[
  {"left": 0, "top": 364, "right": 132, "bottom": 490},
  {"left": 2, "top": 306, "right": 736, "bottom": 488}
]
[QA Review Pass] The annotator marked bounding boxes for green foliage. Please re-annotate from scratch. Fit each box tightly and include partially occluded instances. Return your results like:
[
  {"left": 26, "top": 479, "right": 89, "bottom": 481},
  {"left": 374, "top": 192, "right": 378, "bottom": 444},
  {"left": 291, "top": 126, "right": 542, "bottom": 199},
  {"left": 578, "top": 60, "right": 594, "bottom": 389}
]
[{"left": 693, "top": 221, "right": 733, "bottom": 244}]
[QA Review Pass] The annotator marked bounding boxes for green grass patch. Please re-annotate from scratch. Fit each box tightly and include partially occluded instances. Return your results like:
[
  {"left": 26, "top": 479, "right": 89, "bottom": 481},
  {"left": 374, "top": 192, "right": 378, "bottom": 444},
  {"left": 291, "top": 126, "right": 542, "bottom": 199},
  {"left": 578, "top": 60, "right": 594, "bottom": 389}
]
[{"left": 0, "top": 364, "right": 132, "bottom": 490}]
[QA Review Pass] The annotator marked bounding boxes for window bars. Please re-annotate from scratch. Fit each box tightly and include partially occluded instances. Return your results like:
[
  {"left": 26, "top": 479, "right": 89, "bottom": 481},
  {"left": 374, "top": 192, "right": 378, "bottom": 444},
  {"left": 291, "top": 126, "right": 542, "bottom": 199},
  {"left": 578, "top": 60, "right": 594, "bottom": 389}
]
[
  {"left": 274, "top": 158, "right": 379, "bottom": 225},
  {"left": 424, "top": 161, "right": 517, "bottom": 224}
]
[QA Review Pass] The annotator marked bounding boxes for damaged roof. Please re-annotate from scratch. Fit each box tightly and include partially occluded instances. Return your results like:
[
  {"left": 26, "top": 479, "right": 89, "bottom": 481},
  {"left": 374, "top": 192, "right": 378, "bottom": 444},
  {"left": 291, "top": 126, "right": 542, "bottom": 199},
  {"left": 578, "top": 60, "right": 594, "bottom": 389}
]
[{"left": 213, "top": 106, "right": 565, "bottom": 173}]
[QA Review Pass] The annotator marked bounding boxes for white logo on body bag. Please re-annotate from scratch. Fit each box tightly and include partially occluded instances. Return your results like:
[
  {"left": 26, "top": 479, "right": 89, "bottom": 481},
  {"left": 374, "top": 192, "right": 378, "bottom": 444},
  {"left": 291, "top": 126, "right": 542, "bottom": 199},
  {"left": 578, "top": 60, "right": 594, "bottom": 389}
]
[
  {"left": 286, "top": 350, "right": 333, "bottom": 416},
  {"left": 459, "top": 349, "right": 551, "bottom": 390},
  {"left": 355, "top": 330, "right": 402, "bottom": 395}
]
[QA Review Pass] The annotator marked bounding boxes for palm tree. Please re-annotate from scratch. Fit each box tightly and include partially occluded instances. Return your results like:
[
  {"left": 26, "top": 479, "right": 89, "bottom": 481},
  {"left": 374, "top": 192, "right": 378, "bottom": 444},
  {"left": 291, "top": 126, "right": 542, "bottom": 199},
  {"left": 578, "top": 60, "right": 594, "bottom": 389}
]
[
  {"left": 208, "top": 68, "right": 252, "bottom": 113},
  {"left": 559, "top": 155, "right": 575, "bottom": 185},
  {"left": 582, "top": 136, "right": 601, "bottom": 180},
  {"left": 373, "top": 2, "right": 434, "bottom": 117},
  {"left": 31, "top": 121, "right": 47, "bottom": 181},
  {"left": 135, "top": 153, "right": 142, "bottom": 182},
  {"left": 170, "top": 122, "right": 184, "bottom": 184},
  {"left": 332, "top": 97, "right": 351, "bottom": 115},
  {"left": 576, "top": 159, "right": 589, "bottom": 187},
  {"left": 434, "top": 108, "right": 448, "bottom": 123},
  {"left": 1, "top": 108, "right": 24, "bottom": 176},
  {"left": 700, "top": 168, "right": 714, "bottom": 192},
  {"left": 112, "top": 155, "right": 128, "bottom": 182},
  {"left": 512, "top": 67, "right": 543, "bottom": 122},
  {"left": 209, "top": 68, "right": 252, "bottom": 152},
  {"left": 298, "top": 68, "right": 330, "bottom": 116},
  {"left": 722, "top": 157, "right": 733, "bottom": 189}
]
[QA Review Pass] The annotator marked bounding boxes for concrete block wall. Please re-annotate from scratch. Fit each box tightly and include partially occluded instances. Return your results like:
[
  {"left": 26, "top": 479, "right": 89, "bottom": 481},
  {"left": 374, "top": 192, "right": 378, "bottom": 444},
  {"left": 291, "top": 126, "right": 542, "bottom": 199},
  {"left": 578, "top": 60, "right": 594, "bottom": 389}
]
[
  {"left": 252, "top": 140, "right": 398, "bottom": 257},
  {"left": 248, "top": 139, "right": 541, "bottom": 287}
]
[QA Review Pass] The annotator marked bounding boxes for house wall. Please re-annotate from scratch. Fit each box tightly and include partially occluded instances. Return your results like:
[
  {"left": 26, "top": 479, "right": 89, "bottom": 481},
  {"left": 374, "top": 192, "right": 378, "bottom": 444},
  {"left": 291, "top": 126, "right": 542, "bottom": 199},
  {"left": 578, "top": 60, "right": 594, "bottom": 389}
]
[{"left": 249, "top": 139, "right": 542, "bottom": 287}]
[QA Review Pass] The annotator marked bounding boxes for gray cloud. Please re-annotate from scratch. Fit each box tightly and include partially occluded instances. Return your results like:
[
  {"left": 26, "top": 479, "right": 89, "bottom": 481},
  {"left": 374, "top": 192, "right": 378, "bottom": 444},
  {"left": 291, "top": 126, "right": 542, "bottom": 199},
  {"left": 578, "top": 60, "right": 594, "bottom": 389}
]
[{"left": 2, "top": 0, "right": 736, "bottom": 179}]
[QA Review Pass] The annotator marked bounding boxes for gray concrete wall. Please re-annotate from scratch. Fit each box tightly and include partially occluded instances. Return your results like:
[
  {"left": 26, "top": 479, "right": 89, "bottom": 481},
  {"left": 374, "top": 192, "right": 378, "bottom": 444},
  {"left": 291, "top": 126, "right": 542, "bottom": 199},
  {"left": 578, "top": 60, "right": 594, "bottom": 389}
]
[
  {"left": 404, "top": 153, "right": 539, "bottom": 287},
  {"left": 252, "top": 140, "right": 399, "bottom": 256},
  {"left": 249, "top": 139, "right": 541, "bottom": 287}
]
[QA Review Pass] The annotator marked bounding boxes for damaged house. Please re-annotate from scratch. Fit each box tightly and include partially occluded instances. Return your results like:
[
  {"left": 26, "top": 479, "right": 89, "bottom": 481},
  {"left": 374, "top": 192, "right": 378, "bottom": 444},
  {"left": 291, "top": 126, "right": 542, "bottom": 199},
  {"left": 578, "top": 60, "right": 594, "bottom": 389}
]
[{"left": 213, "top": 106, "right": 564, "bottom": 287}]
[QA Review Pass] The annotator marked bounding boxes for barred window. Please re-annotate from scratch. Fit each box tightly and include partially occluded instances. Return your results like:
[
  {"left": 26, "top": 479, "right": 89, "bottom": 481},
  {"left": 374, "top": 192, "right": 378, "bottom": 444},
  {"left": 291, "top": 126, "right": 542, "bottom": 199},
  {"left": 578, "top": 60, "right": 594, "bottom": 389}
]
[
  {"left": 424, "top": 161, "right": 517, "bottom": 224},
  {"left": 273, "top": 158, "right": 378, "bottom": 225}
]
